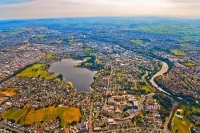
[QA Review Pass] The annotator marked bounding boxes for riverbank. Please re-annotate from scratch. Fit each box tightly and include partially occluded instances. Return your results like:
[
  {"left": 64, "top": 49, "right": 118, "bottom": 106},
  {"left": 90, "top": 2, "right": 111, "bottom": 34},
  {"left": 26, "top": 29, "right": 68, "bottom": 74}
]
[{"left": 150, "top": 62, "right": 171, "bottom": 95}]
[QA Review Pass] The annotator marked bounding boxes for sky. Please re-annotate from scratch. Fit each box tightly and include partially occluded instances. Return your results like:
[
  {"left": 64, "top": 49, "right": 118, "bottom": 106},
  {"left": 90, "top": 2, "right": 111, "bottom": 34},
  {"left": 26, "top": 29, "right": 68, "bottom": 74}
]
[{"left": 0, "top": 0, "right": 200, "bottom": 20}]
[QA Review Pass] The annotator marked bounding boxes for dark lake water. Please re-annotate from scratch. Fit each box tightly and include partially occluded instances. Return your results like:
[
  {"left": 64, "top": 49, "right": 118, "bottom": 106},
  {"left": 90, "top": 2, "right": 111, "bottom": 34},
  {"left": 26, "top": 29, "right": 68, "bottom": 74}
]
[{"left": 48, "top": 59, "right": 97, "bottom": 92}]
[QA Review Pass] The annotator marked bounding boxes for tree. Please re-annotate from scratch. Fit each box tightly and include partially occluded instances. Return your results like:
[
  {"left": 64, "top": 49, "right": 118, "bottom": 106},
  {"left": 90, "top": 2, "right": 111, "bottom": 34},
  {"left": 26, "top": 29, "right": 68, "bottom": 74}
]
[{"left": 57, "top": 74, "right": 63, "bottom": 80}]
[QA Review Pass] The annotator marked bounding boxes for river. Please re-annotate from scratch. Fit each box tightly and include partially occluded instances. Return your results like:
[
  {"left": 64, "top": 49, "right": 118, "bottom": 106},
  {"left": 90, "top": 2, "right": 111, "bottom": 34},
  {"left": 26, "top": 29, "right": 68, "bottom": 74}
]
[
  {"left": 48, "top": 59, "right": 97, "bottom": 92},
  {"left": 150, "top": 62, "right": 171, "bottom": 95}
]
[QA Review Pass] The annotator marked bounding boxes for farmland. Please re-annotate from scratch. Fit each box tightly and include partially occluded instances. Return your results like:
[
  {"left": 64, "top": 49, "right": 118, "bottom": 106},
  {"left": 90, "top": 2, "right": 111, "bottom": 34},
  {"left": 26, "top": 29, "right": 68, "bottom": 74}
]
[
  {"left": 171, "top": 49, "right": 187, "bottom": 56},
  {"left": 130, "top": 39, "right": 144, "bottom": 45},
  {"left": 2, "top": 108, "right": 29, "bottom": 124},
  {"left": 2, "top": 106, "right": 81, "bottom": 126},
  {"left": 32, "top": 34, "right": 46, "bottom": 40},
  {"left": 0, "top": 88, "right": 18, "bottom": 97},
  {"left": 183, "top": 44, "right": 193, "bottom": 49}
]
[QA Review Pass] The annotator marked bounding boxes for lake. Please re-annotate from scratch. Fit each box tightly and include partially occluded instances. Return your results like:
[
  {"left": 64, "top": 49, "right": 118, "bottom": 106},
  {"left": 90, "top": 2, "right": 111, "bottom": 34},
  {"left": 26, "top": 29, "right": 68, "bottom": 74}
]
[{"left": 48, "top": 59, "right": 97, "bottom": 92}]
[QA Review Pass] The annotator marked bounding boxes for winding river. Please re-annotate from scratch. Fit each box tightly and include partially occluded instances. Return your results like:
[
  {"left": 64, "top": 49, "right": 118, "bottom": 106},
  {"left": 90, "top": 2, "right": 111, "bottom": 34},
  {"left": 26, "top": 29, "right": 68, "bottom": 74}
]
[{"left": 150, "top": 62, "right": 171, "bottom": 95}]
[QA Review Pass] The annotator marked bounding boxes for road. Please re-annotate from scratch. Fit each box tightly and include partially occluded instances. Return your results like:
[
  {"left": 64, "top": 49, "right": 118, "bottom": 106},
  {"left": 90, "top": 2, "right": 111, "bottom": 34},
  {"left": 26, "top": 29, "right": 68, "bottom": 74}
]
[
  {"left": 0, "top": 123, "right": 25, "bottom": 133},
  {"left": 104, "top": 69, "right": 113, "bottom": 102},
  {"left": 88, "top": 101, "right": 94, "bottom": 133},
  {"left": 92, "top": 69, "right": 113, "bottom": 123},
  {"left": 103, "top": 127, "right": 163, "bottom": 133},
  {"left": 163, "top": 102, "right": 177, "bottom": 133}
]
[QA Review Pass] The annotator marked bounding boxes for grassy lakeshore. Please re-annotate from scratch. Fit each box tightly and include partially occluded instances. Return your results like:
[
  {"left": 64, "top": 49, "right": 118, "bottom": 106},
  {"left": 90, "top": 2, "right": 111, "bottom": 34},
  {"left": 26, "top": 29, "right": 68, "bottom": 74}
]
[
  {"left": 66, "top": 82, "right": 74, "bottom": 88},
  {"left": 17, "top": 64, "right": 54, "bottom": 79},
  {"left": 46, "top": 53, "right": 53, "bottom": 59}
]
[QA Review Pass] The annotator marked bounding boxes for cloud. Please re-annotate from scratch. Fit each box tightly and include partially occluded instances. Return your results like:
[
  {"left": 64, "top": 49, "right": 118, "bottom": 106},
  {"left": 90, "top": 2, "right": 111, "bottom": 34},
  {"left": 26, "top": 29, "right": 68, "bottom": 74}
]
[
  {"left": 0, "top": 0, "right": 32, "bottom": 5},
  {"left": 170, "top": 0, "right": 200, "bottom": 3},
  {"left": 0, "top": 0, "right": 199, "bottom": 19}
]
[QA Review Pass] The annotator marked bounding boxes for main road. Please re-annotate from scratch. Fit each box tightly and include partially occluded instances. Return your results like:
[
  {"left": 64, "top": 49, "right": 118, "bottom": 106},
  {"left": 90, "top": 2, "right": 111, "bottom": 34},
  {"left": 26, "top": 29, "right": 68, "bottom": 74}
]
[
  {"left": 0, "top": 123, "right": 25, "bottom": 133},
  {"left": 88, "top": 101, "right": 94, "bottom": 133},
  {"left": 163, "top": 102, "right": 177, "bottom": 133},
  {"left": 92, "top": 69, "right": 113, "bottom": 123},
  {"left": 104, "top": 127, "right": 163, "bottom": 133}
]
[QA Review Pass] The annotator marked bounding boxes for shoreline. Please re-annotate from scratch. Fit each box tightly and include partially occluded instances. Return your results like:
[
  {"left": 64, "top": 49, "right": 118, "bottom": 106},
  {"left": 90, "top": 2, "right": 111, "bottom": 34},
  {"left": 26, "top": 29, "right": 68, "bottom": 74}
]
[
  {"left": 90, "top": 86, "right": 94, "bottom": 91},
  {"left": 49, "top": 58, "right": 98, "bottom": 92}
]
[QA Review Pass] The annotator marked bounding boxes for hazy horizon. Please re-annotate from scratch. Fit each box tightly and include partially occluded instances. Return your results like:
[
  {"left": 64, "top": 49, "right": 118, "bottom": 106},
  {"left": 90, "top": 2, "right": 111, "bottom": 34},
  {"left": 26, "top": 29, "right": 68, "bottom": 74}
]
[{"left": 0, "top": 0, "right": 200, "bottom": 20}]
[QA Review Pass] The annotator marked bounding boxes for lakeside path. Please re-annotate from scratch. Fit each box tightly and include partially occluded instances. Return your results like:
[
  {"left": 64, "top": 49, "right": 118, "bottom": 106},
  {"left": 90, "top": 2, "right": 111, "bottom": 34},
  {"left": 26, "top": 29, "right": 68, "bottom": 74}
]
[{"left": 150, "top": 62, "right": 171, "bottom": 95}]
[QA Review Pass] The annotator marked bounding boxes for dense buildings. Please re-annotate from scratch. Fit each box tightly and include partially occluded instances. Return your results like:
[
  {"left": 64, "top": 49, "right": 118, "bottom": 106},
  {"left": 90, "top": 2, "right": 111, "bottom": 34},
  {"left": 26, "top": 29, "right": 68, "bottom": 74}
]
[{"left": 0, "top": 18, "right": 199, "bottom": 133}]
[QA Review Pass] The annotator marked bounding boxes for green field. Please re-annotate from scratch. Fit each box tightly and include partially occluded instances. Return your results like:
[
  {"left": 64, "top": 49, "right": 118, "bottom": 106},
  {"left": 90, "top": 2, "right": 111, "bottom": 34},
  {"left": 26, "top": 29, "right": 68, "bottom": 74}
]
[
  {"left": 172, "top": 107, "right": 192, "bottom": 133},
  {"left": 176, "top": 36, "right": 200, "bottom": 43},
  {"left": 134, "top": 113, "right": 144, "bottom": 126},
  {"left": 46, "top": 53, "right": 53, "bottom": 59},
  {"left": 32, "top": 34, "right": 46, "bottom": 40},
  {"left": 84, "top": 56, "right": 92, "bottom": 60},
  {"left": 57, "top": 40, "right": 62, "bottom": 44},
  {"left": 2, "top": 108, "right": 28, "bottom": 123},
  {"left": 171, "top": 49, "right": 187, "bottom": 56},
  {"left": 183, "top": 44, "right": 193, "bottom": 49},
  {"left": 85, "top": 47, "right": 93, "bottom": 51},
  {"left": 141, "top": 85, "right": 152, "bottom": 93},
  {"left": 197, "top": 47, "right": 200, "bottom": 51},
  {"left": 35, "top": 34, "right": 45, "bottom": 38},
  {"left": 12, "top": 49, "right": 20, "bottom": 52},
  {"left": 130, "top": 39, "right": 144, "bottom": 45},
  {"left": 0, "top": 34, "right": 6, "bottom": 38},
  {"left": 116, "top": 72, "right": 126, "bottom": 77},
  {"left": 17, "top": 64, "right": 54, "bottom": 79},
  {"left": 182, "top": 62, "right": 195, "bottom": 67},
  {"left": 25, "top": 106, "right": 80, "bottom": 126},
  {"left": 0, "top": 88, "right": 18, "bottom": 97},
  {"left": 2, "top": 106, "right": 81, "bottom": 126},
  {"left": 68, "top": 39, "right": 73, "bottom": 44},
  {"left": 9, "top": 29, "right": 24, "bottom": 36},
  {"left": 137, "top": 23, "right": 200, "bottom": 43},
  {"left": 66, "top": 82, "right": 74, "bottom": 88},
  {"left": 192, "top": 106, "right": 200, "bottom": 112},
  {"left": 138, "top": 24, "right": 200, "bottom": 35}
]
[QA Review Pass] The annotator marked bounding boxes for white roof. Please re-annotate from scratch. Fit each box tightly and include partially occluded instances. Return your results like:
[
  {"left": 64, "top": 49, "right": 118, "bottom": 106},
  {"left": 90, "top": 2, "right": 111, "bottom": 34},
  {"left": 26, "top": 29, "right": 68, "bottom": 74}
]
[
  {"left": 6, "top": 102, "right": 12, "bottom": 106},
  {"left": 108, "top": 119, "right": 114, "bottom": 123}
]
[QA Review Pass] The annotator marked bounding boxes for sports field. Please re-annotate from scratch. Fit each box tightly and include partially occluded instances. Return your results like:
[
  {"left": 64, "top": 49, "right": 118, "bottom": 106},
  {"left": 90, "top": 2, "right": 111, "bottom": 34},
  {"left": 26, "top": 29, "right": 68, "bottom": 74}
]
[{"left": 172, "top": 107, "right": 192, "bottom": 133}]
